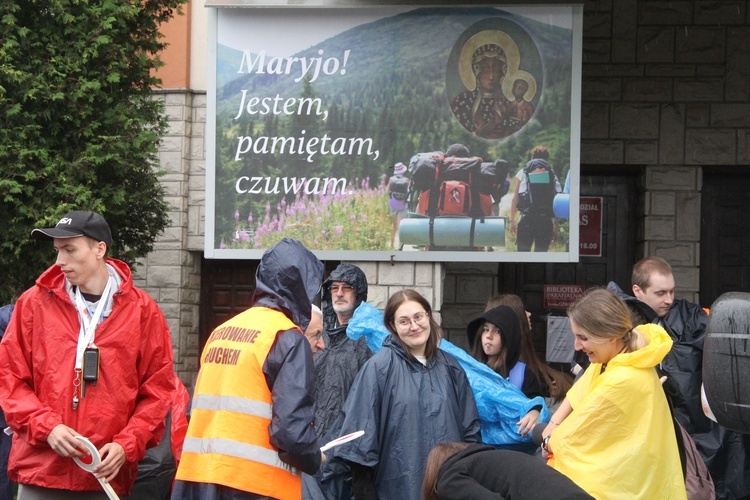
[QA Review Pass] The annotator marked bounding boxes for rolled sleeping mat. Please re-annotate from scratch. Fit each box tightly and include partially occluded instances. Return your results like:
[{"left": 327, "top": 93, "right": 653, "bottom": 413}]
[
  {"left": 553, "top": 194, "right": 570, "bottom": 219},
  {"left": 399, "top": 216, "right": 505, "bottom": 247}
]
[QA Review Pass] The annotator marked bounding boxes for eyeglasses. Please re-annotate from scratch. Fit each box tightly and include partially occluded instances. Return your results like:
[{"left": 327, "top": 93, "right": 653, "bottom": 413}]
[
  {"left": 329, "top": 284, "right": 354, "bottom": 293},
  {"left": 395, "top": 311, "right": 429, "bottom": 329}
]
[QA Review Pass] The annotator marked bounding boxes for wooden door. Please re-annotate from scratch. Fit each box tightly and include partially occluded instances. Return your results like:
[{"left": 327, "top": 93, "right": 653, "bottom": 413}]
[
  {"left": 199, "top": 259, "right": 259, "bottom": 348},
  {"left": 700, "top": 171, "right": 750, "bottom": 308}
]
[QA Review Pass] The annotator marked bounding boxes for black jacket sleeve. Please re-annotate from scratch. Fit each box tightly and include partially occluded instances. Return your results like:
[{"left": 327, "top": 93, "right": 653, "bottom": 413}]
[
  {"left": 264, "top": 328, "right": 322, "bottom": 475},
  {"left": 521, "top": 365, "right": 547, "bottom": 400},
  {"left": 350, "top": 462, "right": 377, "bottom": 500}
]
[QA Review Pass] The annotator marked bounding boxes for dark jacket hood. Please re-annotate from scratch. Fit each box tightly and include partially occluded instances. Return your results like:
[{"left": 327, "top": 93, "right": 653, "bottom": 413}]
[
  {"left": 607, "top": 281, "right": 659, "bottom": 324},
  {"left": 0, "top": 304, "right": 14, "bottom": 336},
  {"left": 321, "top": 263, "right": 368, "bottom": 330},
  {"left": 467, "top": 305, "right": 522, "bottom": 370},
  {"left": 252, "top": 238, "right": 324, "bottom": 332}
]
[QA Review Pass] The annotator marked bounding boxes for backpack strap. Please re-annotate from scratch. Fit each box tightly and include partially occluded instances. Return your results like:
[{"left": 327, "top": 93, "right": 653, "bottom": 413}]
[
  {"left": 661, "top": 367, "right": 688, "bottom": 480},
  {"left": 524, "top": 169, "right": 534, "bottom": 208},
  {"left": 427, "top": 158, "right": 442, "bottom": 216}
]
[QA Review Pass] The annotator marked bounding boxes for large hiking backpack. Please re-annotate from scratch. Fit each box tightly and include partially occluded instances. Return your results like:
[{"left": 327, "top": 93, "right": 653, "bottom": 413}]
[
  {"left": 409, "top": 151, "right": 443, "bottom": 192},
  {"left": 389, "top": 176, "right": 409, "bottom": 201},
  {"left": 517, "top": 158, "right": 560, "bottom": 217},
  {"left": 434, "top": 156, "right": 483, "bottom": 217},
  {"left": 410, "top": 153, "right": 507, "bottom": 218}
]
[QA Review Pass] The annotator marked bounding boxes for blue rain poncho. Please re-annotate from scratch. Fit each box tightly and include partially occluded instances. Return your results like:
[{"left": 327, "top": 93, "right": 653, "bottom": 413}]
[{"left": 347, "top": 302, "right": 549, "bottom": 446}]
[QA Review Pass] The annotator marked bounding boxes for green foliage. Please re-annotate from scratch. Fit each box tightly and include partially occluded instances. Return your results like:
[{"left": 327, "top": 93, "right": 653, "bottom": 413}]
[{"left": 0, "top": 0, "right": 186, "bottom": 304}]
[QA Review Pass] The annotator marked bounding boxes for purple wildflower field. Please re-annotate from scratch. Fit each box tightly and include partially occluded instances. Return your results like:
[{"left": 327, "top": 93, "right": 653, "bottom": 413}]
[{"left": 222, "top": 175, "right": 392, "bottom": 250}]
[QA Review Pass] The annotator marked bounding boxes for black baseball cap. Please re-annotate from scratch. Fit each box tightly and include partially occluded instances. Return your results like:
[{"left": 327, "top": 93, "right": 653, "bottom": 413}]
[{"left": 31, "top": 211, "right": 113, "bottom": 246}]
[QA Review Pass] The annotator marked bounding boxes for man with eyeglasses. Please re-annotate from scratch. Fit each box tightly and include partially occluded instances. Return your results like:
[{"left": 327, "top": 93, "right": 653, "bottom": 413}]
[
  {"left": 304, "top": 304, "right": 325, "bottom": 355},
  {"left": 303, "top": 264, "right": 373, "bottom": 500},
  {"left": 314, "top": 264, "right": 373, "bottom": 439}
]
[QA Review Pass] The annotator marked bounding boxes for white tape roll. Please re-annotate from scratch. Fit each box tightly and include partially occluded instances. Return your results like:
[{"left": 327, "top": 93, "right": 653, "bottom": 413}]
[{"left": 72, "top": 436, "right": 120, "bottom": 500}]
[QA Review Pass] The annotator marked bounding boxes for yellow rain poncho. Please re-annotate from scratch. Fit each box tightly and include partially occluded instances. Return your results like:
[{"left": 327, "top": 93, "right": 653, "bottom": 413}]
[{"left": 548, "top": 324, "right": 687, "bottom": 500}]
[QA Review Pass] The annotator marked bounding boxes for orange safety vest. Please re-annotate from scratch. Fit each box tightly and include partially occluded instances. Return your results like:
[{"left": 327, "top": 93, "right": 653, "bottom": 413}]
[{"left": 176, "top": 307, "right": 302, "bottom": 500}]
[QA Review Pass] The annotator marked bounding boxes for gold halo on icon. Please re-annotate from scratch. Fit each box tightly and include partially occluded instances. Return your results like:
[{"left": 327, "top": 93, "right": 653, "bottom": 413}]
[
  {"left": 457, "top": 28, "right": 536, "bottom": 101},
  {"left": 506, "top": 70, "right": 537, "bottom": 102}
]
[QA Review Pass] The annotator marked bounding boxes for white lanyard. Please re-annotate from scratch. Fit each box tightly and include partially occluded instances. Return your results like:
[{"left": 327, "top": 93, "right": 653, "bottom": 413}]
[{"left": 73, "top": 276, "right": 113, "bottom": 370}]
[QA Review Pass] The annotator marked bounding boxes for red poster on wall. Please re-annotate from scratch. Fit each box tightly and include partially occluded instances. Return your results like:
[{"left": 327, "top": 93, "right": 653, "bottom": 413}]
[
  {"left": 579, "top": 196, "right": 602, "bottom": 257},
  {"left": 544, "top": 284, "right": 584, "bottom": 309}
]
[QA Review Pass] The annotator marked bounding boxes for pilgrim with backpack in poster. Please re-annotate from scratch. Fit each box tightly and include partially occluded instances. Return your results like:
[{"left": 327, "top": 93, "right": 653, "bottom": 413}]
[
  {"left": 387, "top": 162, "right": 410, "bottom": 249},
  {"left": 509, "top": 146, "right": 562, "bottom": 252},
  {"left": 404, "top": 143, "right": 509, "bottom": 251}
]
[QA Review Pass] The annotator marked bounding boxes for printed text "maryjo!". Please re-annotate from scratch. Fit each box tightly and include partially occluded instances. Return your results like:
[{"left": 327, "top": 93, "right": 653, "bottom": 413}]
[{"left": 237, "top": 49, "right": 351, "bottom": 83}]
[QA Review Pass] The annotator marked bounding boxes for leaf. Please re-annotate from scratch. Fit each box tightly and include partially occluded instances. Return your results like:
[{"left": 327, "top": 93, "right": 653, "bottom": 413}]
[{"left": 0, "top": 0, "right": 185, "bottom": 304}]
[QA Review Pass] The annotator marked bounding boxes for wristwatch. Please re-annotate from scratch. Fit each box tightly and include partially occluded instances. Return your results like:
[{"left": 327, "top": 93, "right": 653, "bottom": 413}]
[{"left": 542, "top": 434, "right": 552, "bottom": 453}]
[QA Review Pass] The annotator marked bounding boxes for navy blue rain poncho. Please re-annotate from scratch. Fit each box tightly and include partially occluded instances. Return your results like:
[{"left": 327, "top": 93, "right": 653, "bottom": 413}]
[
  {"left": 314, "top": 264, "right": 373, "bottom": 439},
  {"left": 330, "top": 335, "right": 481, "bottom": 500}
]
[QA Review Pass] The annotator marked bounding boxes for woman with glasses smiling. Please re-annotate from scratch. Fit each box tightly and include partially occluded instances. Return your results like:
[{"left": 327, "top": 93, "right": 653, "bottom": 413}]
[{"left": 328, "top": 289, "right": 481, "bottom": 500}]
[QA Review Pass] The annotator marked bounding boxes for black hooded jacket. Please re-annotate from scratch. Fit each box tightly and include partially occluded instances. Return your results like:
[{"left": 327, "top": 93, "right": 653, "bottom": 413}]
[
  {"left": 254, "top": 239, "right": 325, "bottom": 474},
  {"left": 314, "top": 264, "right": 373, "bottom": 439},
  {"left": 467, "top": 306, "right": 522, "bottom": 374},
  {"left": 435, "top": 444, "right": 593, "bottom": 500},
  {"left": 466, "top": 306, "right": 545, "bottom": 399}
]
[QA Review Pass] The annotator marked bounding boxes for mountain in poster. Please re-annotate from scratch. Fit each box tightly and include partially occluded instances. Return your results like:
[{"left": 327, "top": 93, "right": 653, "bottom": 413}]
[{"left": 221, "top": 8, "right": 572, "bottom": 168}]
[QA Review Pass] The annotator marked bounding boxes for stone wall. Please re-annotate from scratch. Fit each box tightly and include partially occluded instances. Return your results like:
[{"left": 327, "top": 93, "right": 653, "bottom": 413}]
[
  {"left": 348, "top": 260, "right": 444, "bottom": 313},
  {"left": 441, "top": 262, "right": 497, "bottom": 352},
  {"left": 134, "top": 90, "right": 204, "bottom": 385},
  {"left": 441, "top": 1, "right": 749, "bottom": 331},
  {"left": 637, "top": 166, "right": 702, "bottom": 303},
  {"left": 581, "top": 0, "right": 749, "bottom": 303}
]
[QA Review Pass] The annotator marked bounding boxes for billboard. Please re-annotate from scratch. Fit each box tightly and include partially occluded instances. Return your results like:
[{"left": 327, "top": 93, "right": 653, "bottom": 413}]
[{"left": 205, "top": 5, "right": 582, "bottom": 262}]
